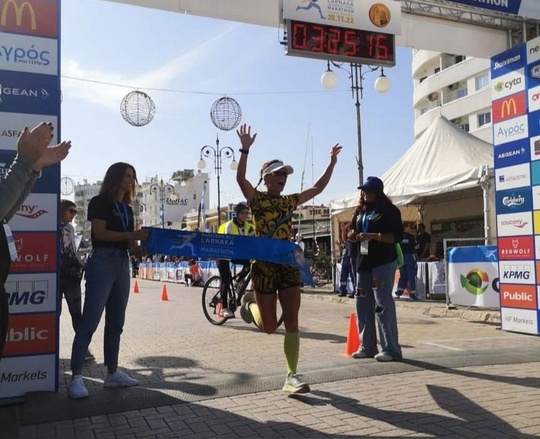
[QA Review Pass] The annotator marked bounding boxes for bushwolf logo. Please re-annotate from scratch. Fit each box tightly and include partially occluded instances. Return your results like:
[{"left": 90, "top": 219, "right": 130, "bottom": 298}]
[{"left": 460, "top": 269, "right": 489, "bottom": 295}]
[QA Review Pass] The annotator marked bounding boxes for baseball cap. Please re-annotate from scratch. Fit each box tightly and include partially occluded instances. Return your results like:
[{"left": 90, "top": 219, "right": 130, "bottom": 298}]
[
  {"left": 358, "top": 176, "right": 384, "bottom": 192},
  {"left": 262, "top": 160, "right": 294, "bottom": 177}
]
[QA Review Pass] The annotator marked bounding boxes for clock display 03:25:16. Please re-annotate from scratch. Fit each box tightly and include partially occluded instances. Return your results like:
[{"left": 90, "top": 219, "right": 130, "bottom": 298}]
[{"left": 287, "top": 20, "right": 395, "bottom": 67}]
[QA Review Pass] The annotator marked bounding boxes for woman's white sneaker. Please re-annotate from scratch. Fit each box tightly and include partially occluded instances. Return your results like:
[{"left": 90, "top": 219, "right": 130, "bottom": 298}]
[
  {"left": 104, "top": 370, "right": 139, "bottom": 388},
  {"left": 68, "top": 375, "right": 89, "bottom": 399}
]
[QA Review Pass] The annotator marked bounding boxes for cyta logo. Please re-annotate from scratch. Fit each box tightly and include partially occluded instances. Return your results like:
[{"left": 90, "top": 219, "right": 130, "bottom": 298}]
[{"left": 460, "top": 269, "right": 489, "bottom": 295}]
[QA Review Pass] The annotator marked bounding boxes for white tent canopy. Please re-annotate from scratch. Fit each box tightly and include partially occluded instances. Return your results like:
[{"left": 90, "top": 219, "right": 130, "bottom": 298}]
[{"left": 330, "top": 115, "right": 493, "bottom": 213}]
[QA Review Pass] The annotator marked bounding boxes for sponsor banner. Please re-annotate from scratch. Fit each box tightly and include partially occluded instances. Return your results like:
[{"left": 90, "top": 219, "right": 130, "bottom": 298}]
[
  {"left": 491, "top": 68, "right": 525, "bottom": 102},
  {"left": 497, "top": 211, "right": 533, "bottom": 236},
  {"left": 491, "top": 44, "right": 526, "bottom": 79},
  {"left": 495, "top": 187, "right": 532, "bottom": 214},
  {"left": 501, "top": 307, "right": 539, "bottom": 335},
  {"left": 530, "top": 135, "right": 540, "bottom": 161},
  {"left": 532, "top": 186, "right": 540, "bottom": 210},
  {"left": 493, "top": 114, "right": 528, "bottom": 146},
  {"left": 0, "top": 0, "right": 58, "bottom": 38},
  {"left": 499, "top": 260, "right": 535, "bottom": 285},
  {"left": 498, "top": 236, "right": 534, "bottom": 260},
  {"left": 447, "top": 246, "right": 499, "bottom": 308},
  {"left": 527, "top": 65, "right": 540, "bottom": 95},
  {"left": 0, "top": 32, "right": 57, "bottom": 75},
  {"left": 494, "top": 139, "right": 529, "bottom": 167},
  {"left": 532, "top": 160, "right": 540, "bottom": 186},
  {"left": 10, "top": 232, "right": 56, "bottom": 273},
  {"left": 282, "top": 0, "right": 401, "bottom": 35},
  {"left": 527, "top": 34, "right": 540, "bottom": 64},
  {"left": 535, "top": 236, "right": 540, "bottom": 259},
  {"left": 492, "top": 92, "right": 527, "bottom": 124},
  {"left": 0, "top": 354, "right": 55, "bottom": 399},
  {"left": 0, "top": 70, "right": 59, "bottom": 116},
  {"left": 500, "top": 284, "right": 537, "bottom": 309},
  {"left": 3, "top": 312, "right": 56, "bottom": 356},
  {"left": 535, "top": 211, "right": 540, "bottom": 234},
  {"left": 4, "top": 272, "right": 56, "bottom": 314},
  {"left": 0, "top": 113, "right": 57, "bottom": 150},
  {"left": 495, "top": 162, "right": 530, "bottom": 190},
  {"left": 0, "top": 150, "right": 59, "bottom": 193},
  {"left": 527, "top": 109, "right": 540, "bottom": 137},
  {"left": 8, "top": 192, "right": 56, "bottom": 231},
  {"left": 451, "top": 1, "right": 540, "bottom": 21}
]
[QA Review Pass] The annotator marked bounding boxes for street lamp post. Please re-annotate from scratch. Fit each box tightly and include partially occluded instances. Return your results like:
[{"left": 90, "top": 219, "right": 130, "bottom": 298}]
[
  {"left": 321, "top": 62, "right": 391, "bottom": 186},
  {"left": 133, "top": 191, "right": 146, "bottom": 229},
  {"left": 150, "top": 180, "right": 174, "bottom": 228},
  {"left": 198, "top": 134, "right": 237, "bottom": 227}
]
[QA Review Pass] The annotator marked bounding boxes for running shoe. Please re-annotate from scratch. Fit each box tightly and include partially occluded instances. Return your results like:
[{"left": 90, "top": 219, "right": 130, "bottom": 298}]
[{"left": 282, "top": 373, "right": 310, "bottom": 394}]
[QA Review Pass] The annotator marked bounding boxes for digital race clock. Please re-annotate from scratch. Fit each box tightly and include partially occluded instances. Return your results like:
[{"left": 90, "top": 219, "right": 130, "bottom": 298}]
[{"left": 286, "top": 20, "right": 396, "bottom": 67}]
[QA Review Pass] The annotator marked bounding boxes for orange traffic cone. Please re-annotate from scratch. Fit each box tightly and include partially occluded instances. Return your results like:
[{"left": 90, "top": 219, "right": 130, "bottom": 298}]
[
  {"left": 133, "top": 281, "right": 139, "bottom": 294},
  {"left": 344, "top": 312, "right": 360, "bottom": 356},
  {"left": 161, "top": 284, "right": 169, "bottom": 301}
]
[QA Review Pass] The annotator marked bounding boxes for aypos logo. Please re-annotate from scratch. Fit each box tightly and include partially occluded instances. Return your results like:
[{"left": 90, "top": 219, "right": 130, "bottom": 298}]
[
  {"left": 0, "top": 33, "right": 57, "bottom": 76},
  {"left": 493, "top": 115, "right": 528, "bottom": 146}
]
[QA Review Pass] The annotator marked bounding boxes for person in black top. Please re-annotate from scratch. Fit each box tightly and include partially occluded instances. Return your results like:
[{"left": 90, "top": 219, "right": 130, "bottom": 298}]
[
  {"left": 396, "top": 223, "right": 418, "bottom": 300},
  {"left": 68, "top": 163, "right": 148, "bottom": 399},
  {"left": 416, "top": 223, "right": 431, "bottom": 260},
  {"left": 348, "top": 176, "right": 403, "bottom": 362}
]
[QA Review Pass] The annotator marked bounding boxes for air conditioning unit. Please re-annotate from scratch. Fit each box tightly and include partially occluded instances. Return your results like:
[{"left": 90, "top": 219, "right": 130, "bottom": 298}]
[
  {"left": 427, "top": 92, "right": 439, "bottom": 102},
  {"left": 451, "top": 118, "right": 461, "bottom": 124},
  {"left": 448, "top": 83, "right": 459, "bottom": 91}
]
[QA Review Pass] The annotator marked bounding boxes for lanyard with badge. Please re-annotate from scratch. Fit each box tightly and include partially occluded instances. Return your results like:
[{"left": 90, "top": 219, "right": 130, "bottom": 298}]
[
  {"left": 360, "top": 211, "right": 375, "bottom": 255},
  {"left": 3, "top": 219, "right": 18, "bottom": 261},
  {"left": 115, "top": 202, "right": 129, "bottom": 234}
]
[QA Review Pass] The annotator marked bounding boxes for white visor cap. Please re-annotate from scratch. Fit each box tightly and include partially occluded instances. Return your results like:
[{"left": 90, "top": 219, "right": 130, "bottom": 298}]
[{"left": 262, "top": 161, "right": 294, "bottom": 177}]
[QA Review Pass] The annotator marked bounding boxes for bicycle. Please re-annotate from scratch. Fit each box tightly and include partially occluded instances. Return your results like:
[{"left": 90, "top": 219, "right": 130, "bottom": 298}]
[{"left": 201, "top": 268, "right": 284, "bottom": 329}]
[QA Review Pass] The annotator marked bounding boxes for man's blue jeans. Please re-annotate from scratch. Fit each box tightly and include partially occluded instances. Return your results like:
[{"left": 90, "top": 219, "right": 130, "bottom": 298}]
[
  {"left": 339, "top": 254, "right": 356, "bottom": 294},
  {"left": 355, "top": 261, "right": 402, "bottom": 357},
  {"left": 71, "top": 248, "right": 130, "bottom": 371},
  {"left": 397, "top": 253, "right": 417, "bottom": 292}
]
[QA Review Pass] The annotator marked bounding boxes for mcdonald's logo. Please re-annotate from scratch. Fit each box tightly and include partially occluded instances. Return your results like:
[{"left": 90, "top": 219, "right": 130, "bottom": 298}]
[
  {"left": 0, "top": 0, "right": 57, "bottom": 38},
  {"left": 493, "top": 92, "right": 526, "bottom": 124}
]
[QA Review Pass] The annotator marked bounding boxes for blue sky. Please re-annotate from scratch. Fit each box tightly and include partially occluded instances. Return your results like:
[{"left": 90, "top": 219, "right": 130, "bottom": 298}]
[{"left": 60, "top": 0, "right": 414, "bottom": 208}]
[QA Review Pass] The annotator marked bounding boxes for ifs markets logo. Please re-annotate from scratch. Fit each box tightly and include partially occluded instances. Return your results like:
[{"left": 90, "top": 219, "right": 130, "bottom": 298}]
[{"left": 460, "top": 269, "right": 489, "bottom": 295}]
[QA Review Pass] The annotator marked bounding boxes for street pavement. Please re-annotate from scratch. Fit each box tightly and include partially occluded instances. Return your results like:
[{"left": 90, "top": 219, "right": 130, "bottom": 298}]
[{"left": 2, "top": 278, "right": 540, "bottom": 438}]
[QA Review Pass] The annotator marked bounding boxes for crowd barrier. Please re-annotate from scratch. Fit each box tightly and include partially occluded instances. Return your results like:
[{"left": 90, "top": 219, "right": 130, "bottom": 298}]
[{"left": 136, "top": 261, "right": 246, "bottom": 284}]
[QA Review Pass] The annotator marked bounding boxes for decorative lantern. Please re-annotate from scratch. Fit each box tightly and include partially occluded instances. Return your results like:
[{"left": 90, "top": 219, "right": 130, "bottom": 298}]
[
  {"left": 120, "top": 90, "right": 156, "bottom": 127},
  {"left": 210, "top": 96, "right": 242, "bottom": 131}
]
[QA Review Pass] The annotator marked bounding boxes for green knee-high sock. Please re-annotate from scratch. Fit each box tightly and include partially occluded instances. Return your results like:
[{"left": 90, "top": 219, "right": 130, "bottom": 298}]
[
  {"left": 284, "top": 331, "right": 300, "bottom": 375},
  {"left": 248, "top": 303, "right": 262, "bottom": 328}
]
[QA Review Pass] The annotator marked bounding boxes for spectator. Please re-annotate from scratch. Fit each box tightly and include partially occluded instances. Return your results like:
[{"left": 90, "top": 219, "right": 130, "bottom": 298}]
[
  {"left": 416, "top": 223, "right": 432, "bottom": 260},
  {"left": 395, "top": 222, "right": 418, "bottom": 300},
  {"left": 337, "top": 222, "right": 355, "bottom": 298},
  {"left": 185, "top": 259, "right": 205, "bottom": 287},
  {"left": 0, "top": 123, "right": 71, "bottom": 360},
  {"left": 60, "top": 200, "right": 94, "bottom": 362},
  {"left": 349, "top": 176, "right": 403, "bottom": 362}
]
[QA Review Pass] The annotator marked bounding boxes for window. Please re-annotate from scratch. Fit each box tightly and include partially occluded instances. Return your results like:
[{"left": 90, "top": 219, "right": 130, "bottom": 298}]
[
  {"left": 475, "top": 73, "right": 489, "bottom": 91},
  {"left": 419, "top": 76, "right": 427, "bottom": 83},
  {"left": 459, "top": 123, "right": 470, "bottom": 132},
  {"left": 434, "top": 67, "right": 440, "bottom": 74},
  {"left": 457, "top": 89, "right": 468, "bottom": 99},
  {"left": 455, "top": 55, "right": 465, "bottom": 63},
  {"left": 478, "top": 112, "right": 491, "bottom": 127}
]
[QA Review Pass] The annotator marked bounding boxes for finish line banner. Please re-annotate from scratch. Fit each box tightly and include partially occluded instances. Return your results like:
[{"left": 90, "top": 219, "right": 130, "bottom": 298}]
[
  {"left": 449, "top": 0, "right": 540, "bottom": 20},
  {"left": 144, "top": 228, "right": 315, "bottom": 286}
]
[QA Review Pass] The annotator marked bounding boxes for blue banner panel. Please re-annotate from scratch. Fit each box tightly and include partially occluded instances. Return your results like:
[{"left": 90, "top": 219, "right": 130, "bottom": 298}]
[
  {"left": 491, "top": 44, "right": 526, "bottom": 79},
  {"left": 495, "top": 187, "right": 533, "bottom": 214},
  {"left": 144, "top": 228, "right": 315, "bottom": 286},
  {"left": 447, "top": 245, "right": 498, "bottom": 264},
  {"left": 0, "top": 70, "right": 59, "bottom": 116},
  {"left": 0, "top": 150, "right": 59, "bottom": 193},
  {"left": 494, "top": 138, "right": 530, "bottom": 168},
  {"left": 450, "top": 0, "right": 540, "bottom": 20}
]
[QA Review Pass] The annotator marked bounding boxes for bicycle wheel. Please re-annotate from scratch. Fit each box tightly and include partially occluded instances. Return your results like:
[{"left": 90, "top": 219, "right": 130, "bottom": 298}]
[
  {"left": 201, "top": 275, "right": 229, "bottom": 325},
  {"left": 311, "top": 269, "right": 330, "bottom": 287}
]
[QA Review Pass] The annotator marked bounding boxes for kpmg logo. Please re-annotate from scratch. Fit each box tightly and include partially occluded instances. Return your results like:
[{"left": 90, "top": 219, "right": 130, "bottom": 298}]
[
  {"left": 0, "top": 0, "right": 58, "bottom": 38},
  {"left": 500, "top": 262, "right": 534, "bottom": 284}
]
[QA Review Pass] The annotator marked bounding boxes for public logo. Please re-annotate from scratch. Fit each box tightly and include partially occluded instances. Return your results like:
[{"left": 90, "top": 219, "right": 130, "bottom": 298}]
[
  {"left": 492, "top": 92, "right": 526, "bottom": 124},
  {"left": 0, "top": 0, "right": 58, "bottom": 38},
  {"left": 500, "top": 284, "right": 536, "bottom": 309},
  {"left": 369, "top": 3, "right": 391, "bottom": 28},
  {"left": 9, "top": 232, "right": 56, "bottom": 273},
  {"left": 3, "top": 312, "right": 56, "bottom": 356},
  {"left": 499, "top": 261, "right": 535, "bottom": 285},
  {"left": 460, "top": 269, "right": 489, "bottom": 295},
  {"left": 493, "top": 114, "right": 528, "bottom": 146},
  {"left": 498, "top": 236, "right": 534, "bottom": 260}
]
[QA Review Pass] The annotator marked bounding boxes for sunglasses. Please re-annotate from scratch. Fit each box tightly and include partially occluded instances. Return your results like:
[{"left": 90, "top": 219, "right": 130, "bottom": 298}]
[
  {"left": 239, "top": 210, "right": 250, "bottom": 215},
  {"left": 68, "top": 208, "right": 78, "bottom": 214},
  {"left": 271, "top": 170, "right": 288, "bottom": 177}
]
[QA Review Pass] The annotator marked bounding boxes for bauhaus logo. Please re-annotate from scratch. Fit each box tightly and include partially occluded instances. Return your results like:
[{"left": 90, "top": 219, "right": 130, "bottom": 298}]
[
  {"left": 492, "top": 92, "right": 526, "bottom": 124},
  {"left": 498, "top": 236, "right": 534, "bottom": 260},
  {"left": 497, "top": 212, "right": 533, "bottom": 237},
  {"left": 4, "top": 273, "right": 56, "bottom": 314},
  {"left": 3, "top": 313, "right": 56, "bottom": 357},
  {"left": 0, "top": 0, "right": 58, "bottom": 38},
  {"left": 499, "top": 261, "right": 535, "bottom": 285}
]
